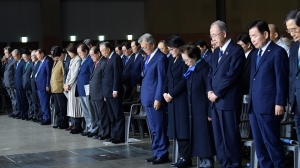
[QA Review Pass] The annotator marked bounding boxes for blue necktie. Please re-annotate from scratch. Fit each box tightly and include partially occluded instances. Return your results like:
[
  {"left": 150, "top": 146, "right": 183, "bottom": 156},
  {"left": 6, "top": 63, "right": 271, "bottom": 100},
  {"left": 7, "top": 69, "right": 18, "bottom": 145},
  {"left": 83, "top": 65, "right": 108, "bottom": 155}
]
[
  {"left": 256, "top": 49, "right": 262, "bottom": 67},
  {"left": 125, "top": 57, "right": 129, "bottom": 65},
  {"left": 142, "top": 55, "right": 150, "bottom": 76},
  {"left": 218, "top": 50, "right": 223, "bottom": 64}
]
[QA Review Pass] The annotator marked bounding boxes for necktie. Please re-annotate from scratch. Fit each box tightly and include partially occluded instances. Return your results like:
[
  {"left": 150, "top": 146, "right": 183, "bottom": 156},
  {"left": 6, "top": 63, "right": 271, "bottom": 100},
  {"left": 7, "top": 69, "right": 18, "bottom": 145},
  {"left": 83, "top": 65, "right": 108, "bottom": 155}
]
[
  {"left": 298, "top": 45, "right": 300, "bottom": 68},
  {"left": 16, "top": 61, "right": 20, "bottom": 69},
  {"left": 125, "top": 57, "right": 129, "bottom": 65},
  {"left": 142, "top": 55, "right": 150, "bottom": 75},
  {"left": 256, "top": 49, "right": 262, "bottom": 67},
  {"left": 25, "top": 62, "right": 29, "bottom": 70},
  {"left": 107, "top": 58, "right": 110, "bottom": 64},
  {"left": 218, "top": 50, "right": 223, "bottom": 63},
  {"left": 95, "top": 61, "right": 99, "bottom": 68}
]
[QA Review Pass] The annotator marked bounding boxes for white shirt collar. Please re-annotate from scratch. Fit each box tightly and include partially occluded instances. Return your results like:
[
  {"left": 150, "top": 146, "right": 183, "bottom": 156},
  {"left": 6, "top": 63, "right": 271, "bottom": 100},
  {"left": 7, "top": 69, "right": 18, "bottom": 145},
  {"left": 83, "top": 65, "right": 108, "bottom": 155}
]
[
  {"left": 220, "top": 39, "right": 231, "bottom": 53},
  {"left": 245, "top": 49, "right": 252, "bottom": 58},
  {"left": 148, "top": 48, "right": 158, "bottom": 62},
  {"left": 260, "top": 40, "right": 271, "bottom": 56},
  {"left": 109, "top": 51, "right": 114, "bottom": 59}
]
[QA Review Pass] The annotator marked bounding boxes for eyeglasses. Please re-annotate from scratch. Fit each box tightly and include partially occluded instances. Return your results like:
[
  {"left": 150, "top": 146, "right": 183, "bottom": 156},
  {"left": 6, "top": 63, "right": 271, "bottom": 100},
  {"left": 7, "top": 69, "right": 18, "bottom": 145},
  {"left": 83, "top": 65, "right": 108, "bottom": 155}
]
[
  {"left": 209, "top": 31, "right": 223, "bottom": 39},
  {"left": 182, "top": 58, "right": 191, "bottom": 62},
  {"left": 286, "top": 28, "right": 299, "bottom": 34}
]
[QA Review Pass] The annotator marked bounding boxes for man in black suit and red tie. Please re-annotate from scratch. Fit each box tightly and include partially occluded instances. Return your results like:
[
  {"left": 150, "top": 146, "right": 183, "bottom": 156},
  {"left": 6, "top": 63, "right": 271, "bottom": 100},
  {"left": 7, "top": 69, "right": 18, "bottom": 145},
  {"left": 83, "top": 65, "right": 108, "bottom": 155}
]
[{"left": 100, "top": 41, "right": 124, "bottom": 144}]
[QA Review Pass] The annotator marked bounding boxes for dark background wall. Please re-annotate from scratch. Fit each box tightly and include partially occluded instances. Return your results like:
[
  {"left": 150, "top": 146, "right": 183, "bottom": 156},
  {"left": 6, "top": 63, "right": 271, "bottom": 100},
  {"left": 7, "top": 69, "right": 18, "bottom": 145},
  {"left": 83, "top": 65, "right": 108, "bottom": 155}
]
[{"left": 0, "top": 0, "right": 299, "bottom": 53}]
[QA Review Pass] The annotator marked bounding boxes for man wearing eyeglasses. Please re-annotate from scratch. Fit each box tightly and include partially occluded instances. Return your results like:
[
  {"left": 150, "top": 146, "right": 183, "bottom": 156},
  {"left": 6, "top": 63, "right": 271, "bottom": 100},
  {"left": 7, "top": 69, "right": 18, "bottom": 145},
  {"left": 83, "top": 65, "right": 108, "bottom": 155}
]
[
  {"left": 285, "top": 9, "right": 300, "bottom": 143},
  {"left": 207, "top": 20, "right": 245, "bottom": 168}
]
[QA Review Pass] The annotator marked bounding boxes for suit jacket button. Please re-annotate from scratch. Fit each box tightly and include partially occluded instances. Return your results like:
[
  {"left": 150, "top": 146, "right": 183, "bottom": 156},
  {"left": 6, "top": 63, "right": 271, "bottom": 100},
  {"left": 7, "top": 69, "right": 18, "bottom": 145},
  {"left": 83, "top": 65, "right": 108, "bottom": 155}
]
[
  {"left": 297, "top": 77, "right": 298, "bottom": 79},
  {"left": 253, "top": 78, "right": 255, "bottom": 80},
  {"left": 213, "top": 76, "right": 215, "bottom": 78}
]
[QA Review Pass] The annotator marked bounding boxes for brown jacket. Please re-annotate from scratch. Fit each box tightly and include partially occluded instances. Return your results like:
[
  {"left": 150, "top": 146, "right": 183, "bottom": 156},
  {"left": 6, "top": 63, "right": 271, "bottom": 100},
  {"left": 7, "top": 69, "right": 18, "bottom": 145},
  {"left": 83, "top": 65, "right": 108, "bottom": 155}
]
[{"left": 50, "top": 61, "right": 64, "bottom": 93}]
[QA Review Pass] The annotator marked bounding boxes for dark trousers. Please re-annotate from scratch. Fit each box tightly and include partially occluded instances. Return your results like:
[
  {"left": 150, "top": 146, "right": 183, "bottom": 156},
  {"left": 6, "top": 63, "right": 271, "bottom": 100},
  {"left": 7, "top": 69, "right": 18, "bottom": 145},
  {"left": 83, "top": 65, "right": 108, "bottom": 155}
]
[
  {"left": 53, "top": 93, "right": 68, "bottom": 128},
  {"left": 90, "top": 99, "right": 110, "bottom": 137},
  {"left": 15, "top": 88, "right": 28, "bottom": 118},
  {"left": 177, "top": 139, "right": 190, "bottom": 159},
  {"left": 144, "top": 106, "right": 169, "bottom": 158},
  {"left": 106, "top": 97, "right": 125, "bottom": 140},
  {"left": 6, "top": 87, "right": 18, "bottom": 115},
  {"left": 37, "top": 90, "right": 51, "bottom": 121},
  {"left": 74, "top": 117, "right": 83, "bottom": 130},
  {"left": 25, "top": 90, "right": 34, "bottom": 118},
  {"left": 212, "top": 108, "right": 241, "bottom": 168},
  {"left": 292, "top": 97, "right": 300, "bottom": 142},
  {"left": 32, "top": 89, "right": 42, "bottom": 121},
  {"left": 249, "top": 109, "right": 285, "bottom": 168}
]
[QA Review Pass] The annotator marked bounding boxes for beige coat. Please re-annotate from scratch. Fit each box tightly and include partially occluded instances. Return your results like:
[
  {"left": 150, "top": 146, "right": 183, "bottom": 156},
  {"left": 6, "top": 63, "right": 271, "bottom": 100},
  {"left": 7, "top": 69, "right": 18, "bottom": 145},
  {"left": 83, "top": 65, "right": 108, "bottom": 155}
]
[{"left": 50, "top": 61, "right": 64, "bottom": 93}]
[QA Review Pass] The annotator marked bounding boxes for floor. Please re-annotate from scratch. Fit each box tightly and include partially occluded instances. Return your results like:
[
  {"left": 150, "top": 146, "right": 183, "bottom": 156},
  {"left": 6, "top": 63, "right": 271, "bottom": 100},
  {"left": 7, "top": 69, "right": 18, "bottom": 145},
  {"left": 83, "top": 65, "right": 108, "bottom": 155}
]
[{"left": 0, "top": 113, "right": 255, "bottom": 168}]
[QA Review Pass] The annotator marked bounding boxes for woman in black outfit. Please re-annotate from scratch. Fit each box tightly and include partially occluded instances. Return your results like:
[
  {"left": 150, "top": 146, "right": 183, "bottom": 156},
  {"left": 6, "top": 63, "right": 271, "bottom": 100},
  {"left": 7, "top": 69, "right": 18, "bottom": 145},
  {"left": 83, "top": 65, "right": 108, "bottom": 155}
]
[
  {"left": 163, "top": 35, "right": 190, "bottom": 168},
  {"left": 180, "top": 44, "right": 215, "bottom": 168}
]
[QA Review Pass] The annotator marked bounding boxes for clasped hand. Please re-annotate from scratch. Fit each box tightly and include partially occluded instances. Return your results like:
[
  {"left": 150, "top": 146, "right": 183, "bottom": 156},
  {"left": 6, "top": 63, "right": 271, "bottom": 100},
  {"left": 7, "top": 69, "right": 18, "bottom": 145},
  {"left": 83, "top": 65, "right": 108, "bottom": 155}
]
[{"left": 207, "top": 91, "right": 218, "bottom": 102}]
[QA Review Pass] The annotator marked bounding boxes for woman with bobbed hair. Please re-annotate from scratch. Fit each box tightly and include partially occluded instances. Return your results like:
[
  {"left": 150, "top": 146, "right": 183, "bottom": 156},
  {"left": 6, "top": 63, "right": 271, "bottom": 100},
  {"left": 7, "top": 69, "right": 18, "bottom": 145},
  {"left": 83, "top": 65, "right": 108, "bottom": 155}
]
[
  {"left": 163, "top": 34, "right": 190, "bottom": 168},
  {"left": 180, "top": 44, "right": 215, "bottom": 168},
  {"left": 64, "top": 43, "right": 83, "bottom": 134}
]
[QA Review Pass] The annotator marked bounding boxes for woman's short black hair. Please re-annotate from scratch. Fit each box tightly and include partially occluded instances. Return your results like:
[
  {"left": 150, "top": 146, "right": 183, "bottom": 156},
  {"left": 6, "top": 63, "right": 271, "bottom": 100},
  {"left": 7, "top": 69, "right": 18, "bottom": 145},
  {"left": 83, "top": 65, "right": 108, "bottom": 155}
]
[
  {"left": 235, "top": 33, "right": 254, "bottom": 48},
  {"left": 166, "top": 34, "right": 185, "bottom": 48},
  {"left": 179, "top": 44, "right": 201, "bottom": 60}
]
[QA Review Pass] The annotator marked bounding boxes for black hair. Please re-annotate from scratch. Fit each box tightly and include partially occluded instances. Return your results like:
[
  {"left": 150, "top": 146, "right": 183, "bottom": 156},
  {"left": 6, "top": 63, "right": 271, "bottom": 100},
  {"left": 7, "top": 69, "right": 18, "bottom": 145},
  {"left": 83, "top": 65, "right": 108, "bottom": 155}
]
[
  {"left": 21, "top": 47, "right": 31, "bottom": 55},
  {"left": 131, "top": 39, "right": 140, "bottom": 47},
  {"left": 194, "top": 39, "right": 207, "bottom": 48},
  {"left": 115, "top": 44, "right": 122, "bottom": 50},
  {"left": 247, "top": 19, "right": 270, "bottom": 36},
  {"left": 166, "top": 34, "right": 185, "bottom": 48},
  {"left": 121, "top": 41, "right": 131, "bottom": 49},
  {"left": 235, "top": 33, "right": 254, "bottom": 48},
  {"left": 284, "top": 9, "right": 300, "bottom": 26},
  {"left": 76, "top": 43, "right": 89, "bottom": 53},
  {"left": 53, "top": 47, "right": 64, "bottom": 57}
]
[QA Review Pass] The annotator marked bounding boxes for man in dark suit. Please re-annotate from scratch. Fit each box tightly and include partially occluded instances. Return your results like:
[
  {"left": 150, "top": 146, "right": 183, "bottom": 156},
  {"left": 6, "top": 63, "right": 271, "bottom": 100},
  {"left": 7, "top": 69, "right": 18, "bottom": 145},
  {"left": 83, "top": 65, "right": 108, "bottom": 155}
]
[
  {"left": 100, "top": 41, "right": 125, "bottom": 144},
  {"left": 130, "top": 40, "right": 143, "bottom": 89},
  {"left": 139, "top": 33, "right": 169, "bottom": 164},
  {"left": 121, "top": 41, "right": 134, "bottom": 99},
  {"left": 30, "top": 50, "right": 42, "bottom": 122},
  {"left": 3, "top": 46, "right": 18, "bottom": 117},
  {"left": 207, "top": 21, "right": 245, "bottom": 168},
  {"left": 195, "top": 38, "right": 213, "bottom": 64},
  {"left": 89, "top": 46, "right": 110, "bottom": 140},
  {"left": 35, "top": 48, "right": 54, "bottom": 125},
  {"left": 12, "top": 49, "right": 28, "bottom": 120},
  {"left": 63, "top": 49, "right": 71, "bottom": 84},
  {"left": 247, "top": 19, "right": 288, "bottom": 168},
  {"left": 21, "top": 48, "right": 34, "bottom": 120},
  {"left": 235, "top": 33, "right": 256, "bottom": 95},
  {"left": 285, "top": 9, "right": 300, "bottom": 145}
]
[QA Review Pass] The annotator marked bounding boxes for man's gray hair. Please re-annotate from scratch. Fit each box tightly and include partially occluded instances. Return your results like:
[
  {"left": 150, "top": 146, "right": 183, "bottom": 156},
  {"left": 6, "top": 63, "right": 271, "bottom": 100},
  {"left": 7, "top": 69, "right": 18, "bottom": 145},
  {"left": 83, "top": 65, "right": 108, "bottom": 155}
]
[
  {"left": 31, "top": 50, "right": 36, "bottom": 56},
  {"left": 138, "top": 33, "right": 156, "bottom": 44},
  {"left": 210, "top": 20, "right": 228, "bottom": 33},
  {"left": 12, "top": 49, "right": 20, "bottom": 55}
]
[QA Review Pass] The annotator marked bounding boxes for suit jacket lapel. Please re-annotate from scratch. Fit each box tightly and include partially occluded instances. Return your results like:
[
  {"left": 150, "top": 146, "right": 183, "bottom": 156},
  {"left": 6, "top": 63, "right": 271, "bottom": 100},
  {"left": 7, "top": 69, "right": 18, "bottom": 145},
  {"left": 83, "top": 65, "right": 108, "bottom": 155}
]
[
  {"left": 143, "top": 53, "right": 157, "bottom": 75},
  {"left": 171, "top": 56, "right": 182, "bottom": 71},
  {"left": 243, "top": 50, "right": 253, "bottom": 70},
  {"left": 253, "top": 42, "right": 273, "bottom": 77},
  {"left": 213, "top": 42, "right": 233, "bottom": 75}
]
